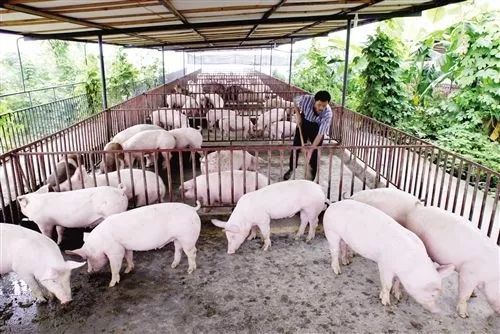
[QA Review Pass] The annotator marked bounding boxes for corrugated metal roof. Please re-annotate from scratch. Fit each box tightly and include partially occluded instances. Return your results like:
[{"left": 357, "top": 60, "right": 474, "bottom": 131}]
[{"left": 0, "top": 0, "right": 465, "bottom": 50}]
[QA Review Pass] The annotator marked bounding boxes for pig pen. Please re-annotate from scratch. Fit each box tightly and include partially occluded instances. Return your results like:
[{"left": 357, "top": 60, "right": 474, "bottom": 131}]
[{"left": 1, "top": 71, "right": 499, "bottom": 333}]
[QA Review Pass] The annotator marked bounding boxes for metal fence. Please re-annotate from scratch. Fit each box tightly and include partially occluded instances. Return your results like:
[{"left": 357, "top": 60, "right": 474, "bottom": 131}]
[{"left": 0, "top": 71, "right": 498, "bottom": 246}]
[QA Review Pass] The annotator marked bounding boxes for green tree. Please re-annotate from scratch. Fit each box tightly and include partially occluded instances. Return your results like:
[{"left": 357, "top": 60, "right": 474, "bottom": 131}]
[
  {"left": 359, "top": 28, "right": 412, "bottom": 125},
  {"left": 108, "top": 49, "right": 139, "bottom": 105}
]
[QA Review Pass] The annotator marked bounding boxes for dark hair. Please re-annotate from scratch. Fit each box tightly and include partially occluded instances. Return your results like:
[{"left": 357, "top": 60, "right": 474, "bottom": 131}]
[{"left": 314, "top": 91, "right": 331, "bottom": 102}]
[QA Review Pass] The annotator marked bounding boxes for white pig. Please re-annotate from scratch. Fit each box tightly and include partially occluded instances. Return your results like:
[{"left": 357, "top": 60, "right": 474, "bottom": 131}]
[
  {"left": 151, "top": 109, "right": 189, "bottom": 128},
  {"left": 405, "top": 204, "right": 500, "bottom": 318},
  {"left": 182, "top": 170, "right": 270, "bottom": 206},
  {"left": 66, "top": 201, "right": 201, "bottom": 287},
  {"left": 168, "top": 127, "right": 203, "bottom": 149},
  {"left": 199, "top": 150, "right": 266, "bottom": 174},
  {"left": 0, "top": 224, "right": 85, "bottom": 304},
  {"left": 220, "top": 115, "right": 254, "bottom": 139},
  {"left": 264, "top": 121, "right": 297, "bottom": 139},
  {"left": 17, "top": 185, "right": 128, "bottom": 244},
  {"left": 349, "top": 188, "right": 421, "bottom": 223},
  {"left": 255, "top": 108, "right": 286, "bottom": 132},
  {"left": 166, "top": 93, "right": 197, "bottom": 108},
  {"left": 122, "top": 129, "right": 175, "bottom": 169},
  {"left": 204, "top": 93, "right": 225, "bottom": 109},
  {"left": 212, "top": 180, "right": 328, "bottom": 253},
  {"left": 181, "top": 98, "right": 201, "bottom": 117},
  {"left": 112, "top": 124, "right": 162, "bottom": 144},
  {"left": 323, "top": 200, "right": 455, "bottom": 313},
  {"left": 264, "top": 95, "right": 294, "bottom": 109},
  {"left": 206, "top": 109, "right": 236, "bottom": 129}
]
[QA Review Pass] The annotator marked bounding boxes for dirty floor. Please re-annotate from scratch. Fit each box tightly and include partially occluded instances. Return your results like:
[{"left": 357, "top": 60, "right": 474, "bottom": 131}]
[{"left": 1, "top": 220, "right": 498, "bottom": 334}]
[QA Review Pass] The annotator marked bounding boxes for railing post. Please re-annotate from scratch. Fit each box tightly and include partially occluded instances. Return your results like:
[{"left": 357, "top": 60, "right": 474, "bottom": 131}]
[
  {"left": 288, "top": 38, "right": 293, "bottom": 85},
  {"left": 341, "top": 19, "right": 352, "bottom": 108},
  {"left": 161, "top": 46, "right": 166, "bottom": 85},
  {"left": 269, "top": 47, "right": 273, "bottom": 76},
  {"left": 183, "top": 51, "right": 186, "bottom": 75},
  {"left": 98, "top": 35, "right": 110, "bottom": 140}
]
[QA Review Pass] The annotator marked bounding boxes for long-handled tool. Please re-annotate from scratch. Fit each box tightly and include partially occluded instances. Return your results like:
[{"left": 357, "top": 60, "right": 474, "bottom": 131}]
[{"left": 294, "top": 107, "right": 313, "bottom": 180}]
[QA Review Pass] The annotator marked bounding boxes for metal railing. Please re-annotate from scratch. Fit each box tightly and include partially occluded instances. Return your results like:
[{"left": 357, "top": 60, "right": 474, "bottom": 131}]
[{"left": 0, "top": 71, "right": 498, "bottom": 246}]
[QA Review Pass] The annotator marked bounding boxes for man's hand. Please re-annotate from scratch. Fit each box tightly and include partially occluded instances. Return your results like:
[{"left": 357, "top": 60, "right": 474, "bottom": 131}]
[{"left": 293, "top": 107, "right": 302, "bottom": 127}]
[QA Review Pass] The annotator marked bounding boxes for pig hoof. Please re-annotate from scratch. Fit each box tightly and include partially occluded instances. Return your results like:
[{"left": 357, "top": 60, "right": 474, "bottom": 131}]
[
  {"left": 171, "top": 262, "right": 179, "bottom": 269},
  {"left": 332, "top": 265, "right": 341, "bottom": 275},
  {"left": 187, "top": 266, "right": 196, "bottom": 274},
  {"left": 36, "top": 296, "right": 48, "bottom": 303},
  {"left": 379, "top": 291, "right": 391, "bottom": 306},
  {"left": 393, "top": 290, "right": 402, "bottom": 301},
  {"left": 124, "top": 265, "right": 134, "bottom": 274},
  {"left": 341, "top": 258, "right": 351, "bottom": 266},
  {"left": 293, "top": 234, "right": 301, "bottom": 241},
  {"left": 456, "top": 303, "right": 469, "bottom": 318},
  {"left": 305, "top": 237, "right": 313, "bottom": 243}
]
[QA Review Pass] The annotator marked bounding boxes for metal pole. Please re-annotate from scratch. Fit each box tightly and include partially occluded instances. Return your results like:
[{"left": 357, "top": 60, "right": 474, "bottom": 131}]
[
  {"left": 161, "top": 46, "right": 166, "bottom": 85},
  {"left": 201, "top": 52, "right": 203, "bottom": 73},
  {"left": 193, "top": 52, "right": 196, "bottom": 71},
  {"left": 183, "top": 51, "right": 186, "bottom": 75},
  {"left": 259, "top": 48, "right": 263, "bottom": 73},
  {"left": 16, "top": 37, "right": 31, "bottom": 107},
  {"left": 98, "top": 35, "right": 108, "bottom": 110},
  {"left": 269, "top": 47, "right": 273, "bottom": 76},
  {"left": 288, "top": 38, "right": 293, "bottom": 85},
  {"left": 341, "top": 19, "right": 352, "bottom": 108}
]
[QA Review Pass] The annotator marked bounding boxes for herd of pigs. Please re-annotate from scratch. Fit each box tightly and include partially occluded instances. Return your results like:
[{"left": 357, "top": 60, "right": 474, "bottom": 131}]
[{"left": 1, "top": 77, "right": 499, "bottom": 323}]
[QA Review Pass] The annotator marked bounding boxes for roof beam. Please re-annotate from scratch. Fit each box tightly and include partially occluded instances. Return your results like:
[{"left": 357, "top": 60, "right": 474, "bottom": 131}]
[
  {"left": 158, "top": 0, "right": 213, "bottom": 47},
  {"left": 240, "top": 0, "right": 286, "bottom": 46},
  {"left": 0, "top": 2, "right": 165, "bottom": 44}
]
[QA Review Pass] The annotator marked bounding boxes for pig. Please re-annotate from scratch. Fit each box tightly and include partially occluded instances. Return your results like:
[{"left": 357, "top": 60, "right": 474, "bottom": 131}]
[
  {"left": 168, "top": 127, "right": 203, "bottom": 149},
  {"left": 17, "top": 185, "right": 128, "bottom": 244},
  {"left": 0, "top": 224, "right": 85, "bottom": 303},
  {"left": 165, "top": 93, "right": 197, "bottom": 108},
  {"left": 66, "top": 201, "right": 202, "bottom": 287},
  {"left": 206, "top": 109, "right": 236, "bottom": 130},
  {"left": 187, "top": 80, "right": 203, "bottom": 94},
  {"left": 323, "top": 200, "right": 455, "bottom": 313},
  {"left": 112, "top": 124, "right": 162, "bottom": 144},
  {"left": 264, "top": 95, "right": 294, "bottom": 109},
  {"left": 46, "top": 154, "right": 84, "bottom": 191},
  {"left": 122, "top": 129, "right": 176, "bottom": 169},
  {"left": 182, "top": 170, "right": 270, "bottom": 206},
  {"left": 220, "top": 114, "right": 254, "bottom": 139},
  {"left": 174, "top": 84, "right": 189, "bottom": 95},
  {"left": 199, "top": 150, "right": 267, "bottom": 174},
  {"left": 181, "top": 98, "right": 201, "bottom": 117},
  {"left": 264, "top": 121, "right": 297, "bottom": 139},
  {"left": 349, "top": 188, "right": 421, "bottom": 223},
  {"left": 211, "top": 180, "right": 328, "bottom": 254},
  {"left": 204, "top": 93, "right": 225, "bottom": 109},
  {"left": 52, "top": 167, "right": 166, "bottom": 207},
  {"left": 99, "top": 142, "right": 124, "bottom": 173},
  {"left": 255, "top": 108, "right": 286, "bottom": 132},
  {"left": 151, "top": 109, "right": 190, "bottom": 128},
  {"left": 405, "top": 205, "right": 500, "bottom": 317}
]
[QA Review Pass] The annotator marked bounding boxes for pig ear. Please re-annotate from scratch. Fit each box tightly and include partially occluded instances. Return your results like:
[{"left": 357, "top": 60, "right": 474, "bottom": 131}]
[
  {"left": 17, "top": 195, "right": 29, "bottom": 208},
  {"left": 224, "top": 224, "right": 240, "bottom": 233},
  {"left": 40, "top": 268, "right": 59, "bottom": 281},
  {"left": 117, "top": 183, "right": 127, "bottom": 192},
  {"left": 66, "top": 260, "right": 86, "bottom": 271},
  {"left": 65, "top": 248, "right": 87, "bottom": 259},
  {"left": 436, "top": 264, "right": 455, "bottom": 278},
  {"left": 211, "top": 219, "right": 227, "bottom": 228}
]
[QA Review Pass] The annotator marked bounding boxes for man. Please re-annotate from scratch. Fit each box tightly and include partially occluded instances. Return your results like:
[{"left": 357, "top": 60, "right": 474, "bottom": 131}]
[{"left": 283, "top": 90, "right": 332, "bottom": 181}]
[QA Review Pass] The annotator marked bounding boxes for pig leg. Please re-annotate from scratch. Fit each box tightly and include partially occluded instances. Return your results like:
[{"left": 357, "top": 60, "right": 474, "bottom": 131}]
[
  {"left": 340, "top": 239, "right": 351, "bottom": 266},
  {"left": 56, "top": 226, "right": 65, "bottom": 245},
  {"left": 18, "top": 272, "right": 47, "bottom": 302},
  {"left": 483, "top": 279, "right": 500, "bottom": 315},
  {"left": 305, "top": 215, "right": 319, "bottom": 242},
  {"left": 247, "top": 226, "right": 258, "bottom": 241},
  {"left": 378, "top": 264, "right": 395, "bottom": 306},
  {"left": 391, "top": 278, "right": 403, "bottom": 302},
  {"left": 38, "top": 224, "right": 55, "bottom": 241},
  {"left": 456, "top": 272, "right": 477, "bottom": 318},
  {"left": 257, "top": 218, "right": 271, "bottom": 251},
  {"left": 326, "top": 233, "right": 342, "bottom": 275},
  {"left": 161, "top": 152, "right": 170, "bottom": 169},
  {"left": 182, "top": 246, "right": 197, "bottom": 274},
  {"left": 294, "top": 211, "right": 308, "bottom": 240},
  {"left": 106, "top": 246, "right": 125, "bottom": 287},
  {"left": 124, "top": 250, "right": 134, "bottom": 274},
  {"left": 171, "top": 240, "right": 182, "bottom": 269}
]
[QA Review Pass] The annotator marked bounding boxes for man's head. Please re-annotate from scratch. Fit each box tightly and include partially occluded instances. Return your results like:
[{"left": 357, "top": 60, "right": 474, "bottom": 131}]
[{"left": 314, "top": 91, "right": 331, "bottom": 113}]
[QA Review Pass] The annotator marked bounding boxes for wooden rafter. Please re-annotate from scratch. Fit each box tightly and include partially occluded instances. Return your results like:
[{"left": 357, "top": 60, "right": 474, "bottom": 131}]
[
  {"left": 158, "top": 0, "right": 213, "bottom": 47},
  {"left": 240, "top": 0, "right": 287, "bottom": 46}
]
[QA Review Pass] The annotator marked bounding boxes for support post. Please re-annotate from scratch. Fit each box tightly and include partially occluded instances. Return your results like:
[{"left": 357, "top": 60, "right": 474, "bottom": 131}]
[
  {"left": 259, "top": 48, "right": 263, "bottom": 73},
  {"left": 341, "top": 19, "right": 351, "bottom": 108},
  {"left": 98, "top": 35, "right": 108, "bottom": 110},
  {"left": 161, "top": 46, "right": 165, "bottom": 85},
  {"left": 269, "top": 47, "right": 273, "bottom": 76},
  {"left": 200, "top": 52, "right": 203, "bottom": 72},
  {"left": 16, "top": 37, "right": 31, "bottom": 107},
  {"left": 288, "top": 38, "right": 293, "bottom": 85},
  {"left": 183, "top": 51, "right": 186, "bottom": 75}
]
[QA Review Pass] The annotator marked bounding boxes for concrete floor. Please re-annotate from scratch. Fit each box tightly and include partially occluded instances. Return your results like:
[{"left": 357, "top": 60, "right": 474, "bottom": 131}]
[{"left": 1, "top": 219, "right": 498, "bottom": 333}]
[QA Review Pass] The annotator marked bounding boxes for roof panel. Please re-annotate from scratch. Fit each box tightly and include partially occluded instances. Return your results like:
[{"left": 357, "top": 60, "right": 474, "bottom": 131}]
[{"left": 0, "top": 0, "right": 465, "bottom": 49}]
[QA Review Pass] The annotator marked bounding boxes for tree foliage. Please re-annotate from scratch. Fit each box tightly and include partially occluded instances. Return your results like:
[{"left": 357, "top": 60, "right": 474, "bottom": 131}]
[{"left": 108, "top": 49, "right": 139, "bottom": 105}]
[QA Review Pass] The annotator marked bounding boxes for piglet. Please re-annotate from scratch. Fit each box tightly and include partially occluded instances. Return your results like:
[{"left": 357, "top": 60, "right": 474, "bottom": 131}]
[
  {"left": 151, "top": 109, "right": 189, "bottom": 128},
  {"left": 255, "top": 108, "right": 286, "bottom": 132},
  {"left": 122, "top": 129, "right": 175, "bottom": 169},
  {"left": 182, "top": 170, "right": 269, "bottom": 207},
  {"left": 212, "top": 180, "right": 328, "bottom": 253},
  {"left": 112, "top": 124, "right": 162, "bottom": 144},
  {"left": 199, "top": 150, "right": 266, "bottom": 174},
  {"left": 66, "top": 201, "right": 202, "bottom": 287},
  {"left": 0, "top": 224, "right": 85, "bottom": 303},
  {"left": 168, "top": 127, "right": 203, "bottom": 149},
  {"left": 100, "top": 142, "right": 124, "bottom": 173},
  {"left": 323, "top": 200, "right": 455, "bottom": 313},
  {"left": 405, "top": 205, "right": 500, "bottom": 317},
  {"left": 17, "top": 185, "right": 128, "bottom": 244},
  {"left": 220, "top": 114, "right": 254, "bottom": 139}
]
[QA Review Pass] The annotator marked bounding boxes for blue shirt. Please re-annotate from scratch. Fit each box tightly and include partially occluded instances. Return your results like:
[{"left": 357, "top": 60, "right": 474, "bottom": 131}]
[{"left": 294, "top": 94, "right": 332, "bottom": 136}]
